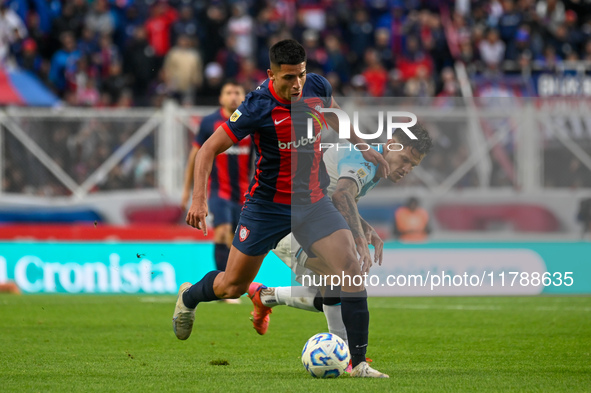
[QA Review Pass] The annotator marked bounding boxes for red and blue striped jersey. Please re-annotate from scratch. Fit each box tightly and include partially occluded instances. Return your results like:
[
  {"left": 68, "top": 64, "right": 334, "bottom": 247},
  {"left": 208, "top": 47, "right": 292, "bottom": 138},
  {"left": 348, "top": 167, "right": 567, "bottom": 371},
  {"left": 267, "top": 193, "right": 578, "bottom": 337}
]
[
  {"left": 194, "top": 108, "right": 254, "bottom": 204},
  {"left": 221, "top": 73, "right": 333, "bottom": 205}
]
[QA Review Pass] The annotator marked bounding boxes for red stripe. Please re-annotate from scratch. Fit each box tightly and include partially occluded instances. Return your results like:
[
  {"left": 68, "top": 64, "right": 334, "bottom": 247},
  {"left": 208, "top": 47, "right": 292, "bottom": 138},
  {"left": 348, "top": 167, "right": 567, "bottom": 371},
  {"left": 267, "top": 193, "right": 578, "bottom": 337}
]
[
  {"left": 272, "top": 107, "right": 293, "bottom": 204},
  {"left": 309, "top": 127, "right": 324, "bottom": 203},
  {"left": 248, "top": 133, "right": 263, "bottom": 197},
  {"left": 0, "top": 69, "right": 24, "bottom": 105},
  {"left": 192, "top": 141, "right": 201, "bottom": 148},
  {"left": 221, "top": 123, "right": 239, "bottom": 143},
  {"left": 215, "top": 153, "right": 232, "bottom": 200},
  {"left": 238, "top": 137, "right": 252, "bottom": 204}
]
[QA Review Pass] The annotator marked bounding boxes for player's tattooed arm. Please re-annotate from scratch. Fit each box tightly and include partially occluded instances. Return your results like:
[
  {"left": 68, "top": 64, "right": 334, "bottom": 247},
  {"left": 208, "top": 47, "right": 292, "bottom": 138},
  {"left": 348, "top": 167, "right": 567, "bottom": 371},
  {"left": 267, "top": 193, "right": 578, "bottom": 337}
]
[{"left": 332, "top": 178, "right": 372, "bottom": 273}]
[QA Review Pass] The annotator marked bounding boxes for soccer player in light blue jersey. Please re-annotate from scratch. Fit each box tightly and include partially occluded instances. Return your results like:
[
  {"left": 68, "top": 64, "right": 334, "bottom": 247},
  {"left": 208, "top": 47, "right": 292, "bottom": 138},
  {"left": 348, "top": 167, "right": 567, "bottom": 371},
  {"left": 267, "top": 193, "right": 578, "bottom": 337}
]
[{"left": 248, "top": 124, "right": 432, "bottom": 371}]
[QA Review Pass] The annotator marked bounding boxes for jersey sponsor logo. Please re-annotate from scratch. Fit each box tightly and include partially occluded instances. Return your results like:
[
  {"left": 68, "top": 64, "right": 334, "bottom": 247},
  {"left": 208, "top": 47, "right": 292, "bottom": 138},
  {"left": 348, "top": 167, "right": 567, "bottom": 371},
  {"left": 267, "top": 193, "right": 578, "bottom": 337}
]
[
  {"left": 277, "top": 133, "right": 321, "bottom": 150},
  {"left": 357, "top": 168, "right": 368, "bottom": 178},
  {"left": 230, "top": 109, "right": 242, "bottom": 122},
  {"left": 274, "top": 117, "right": 289, "bottom": 125},
  {"left": 239, "top": 225, "right": 250, "bottom": 242}
]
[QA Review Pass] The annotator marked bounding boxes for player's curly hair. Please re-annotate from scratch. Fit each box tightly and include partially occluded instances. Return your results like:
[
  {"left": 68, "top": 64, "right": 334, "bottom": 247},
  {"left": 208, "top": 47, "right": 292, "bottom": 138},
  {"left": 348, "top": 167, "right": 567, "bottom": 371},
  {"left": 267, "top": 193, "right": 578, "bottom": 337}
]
[
  {"left": 396, "top": 122, "right": 433, "bottom": 156},
  {"left": 269, "top": 39, "right": 307, "bottom": 66}
]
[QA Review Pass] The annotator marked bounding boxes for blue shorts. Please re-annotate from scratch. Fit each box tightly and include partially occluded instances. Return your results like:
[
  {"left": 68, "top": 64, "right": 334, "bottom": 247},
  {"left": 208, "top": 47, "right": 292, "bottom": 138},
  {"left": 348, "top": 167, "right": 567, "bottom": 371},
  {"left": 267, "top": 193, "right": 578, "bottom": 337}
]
[
  {"left": 209, "top": 196, "right": 242, "bottom": 228},
  {"left": 232, "top": 196, "right": 350, "bottom": 257}
]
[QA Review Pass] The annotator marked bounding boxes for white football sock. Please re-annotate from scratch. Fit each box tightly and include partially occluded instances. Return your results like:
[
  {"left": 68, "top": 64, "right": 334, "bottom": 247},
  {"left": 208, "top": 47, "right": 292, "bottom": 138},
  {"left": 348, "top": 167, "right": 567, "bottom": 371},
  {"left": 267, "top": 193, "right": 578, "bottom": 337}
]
[
  {"left": 323, "top": 304, "right": 348, "bottom": 345},
  {"left": 260, "top": 286, "right": 319, "bottom": 312}
]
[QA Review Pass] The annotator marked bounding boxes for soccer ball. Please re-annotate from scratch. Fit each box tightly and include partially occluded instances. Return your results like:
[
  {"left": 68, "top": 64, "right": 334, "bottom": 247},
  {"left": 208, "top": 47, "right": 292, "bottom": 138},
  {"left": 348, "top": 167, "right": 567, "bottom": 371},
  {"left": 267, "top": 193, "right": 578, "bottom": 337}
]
[{"left": 301, "top": 333, "right": 350, "bottom": 378}]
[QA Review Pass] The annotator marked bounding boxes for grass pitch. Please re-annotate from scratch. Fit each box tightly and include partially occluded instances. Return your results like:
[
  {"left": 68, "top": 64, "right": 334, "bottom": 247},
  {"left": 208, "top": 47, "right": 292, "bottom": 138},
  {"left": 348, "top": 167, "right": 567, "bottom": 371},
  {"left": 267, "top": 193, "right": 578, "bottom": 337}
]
[{"left": 1, "top": 295, "right": 590, "bottom": 392}]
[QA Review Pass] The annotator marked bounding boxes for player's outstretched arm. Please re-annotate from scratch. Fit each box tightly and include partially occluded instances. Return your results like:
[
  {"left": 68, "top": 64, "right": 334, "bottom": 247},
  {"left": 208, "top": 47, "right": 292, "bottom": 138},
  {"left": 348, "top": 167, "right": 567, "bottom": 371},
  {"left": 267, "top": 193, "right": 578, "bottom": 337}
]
[
  {"left": 331, "top": 178, "right": 372, "bottom": 274},
  {"left": 186, "top": 126, "right": 234, "bottom": 235},
  {"left": 360, "top": 217, "right": 383, "bottom": 266},
  {"left": 327, "top": 97, "right": 390, "bottom": 178},
  {"left": 181, "top": 145, "right": 199, "bottom": 209}
]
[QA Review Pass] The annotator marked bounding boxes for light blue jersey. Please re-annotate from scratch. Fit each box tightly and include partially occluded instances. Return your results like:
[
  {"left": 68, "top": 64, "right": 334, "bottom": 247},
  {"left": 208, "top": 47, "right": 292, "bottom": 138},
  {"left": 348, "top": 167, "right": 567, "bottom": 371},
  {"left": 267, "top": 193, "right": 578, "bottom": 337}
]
[{"left": 323, "top": 144, "right": 381, "bottom": 201}]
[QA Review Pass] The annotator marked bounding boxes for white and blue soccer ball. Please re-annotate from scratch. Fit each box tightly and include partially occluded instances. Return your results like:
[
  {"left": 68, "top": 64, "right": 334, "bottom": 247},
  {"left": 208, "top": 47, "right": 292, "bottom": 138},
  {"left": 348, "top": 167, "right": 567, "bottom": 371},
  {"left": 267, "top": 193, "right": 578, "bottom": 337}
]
[{"left": 301, "top": 333, "right": 350, "bottom": 378}]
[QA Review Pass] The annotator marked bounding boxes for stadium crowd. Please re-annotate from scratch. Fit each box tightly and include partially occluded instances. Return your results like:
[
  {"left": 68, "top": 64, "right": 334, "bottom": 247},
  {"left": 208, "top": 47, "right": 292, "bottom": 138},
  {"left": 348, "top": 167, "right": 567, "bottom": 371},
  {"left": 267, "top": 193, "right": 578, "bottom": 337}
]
[
  {"left": 1, "top": 0, "right": 591, "bottom": 107},
  {"left": 2, "top": 0, "right": 591, "bottom": 195}
]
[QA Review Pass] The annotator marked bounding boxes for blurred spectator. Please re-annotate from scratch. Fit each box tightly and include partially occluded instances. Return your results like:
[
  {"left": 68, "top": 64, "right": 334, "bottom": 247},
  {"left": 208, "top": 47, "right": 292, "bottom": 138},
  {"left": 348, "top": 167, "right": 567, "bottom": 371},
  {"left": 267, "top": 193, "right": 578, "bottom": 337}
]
[
  {"left": 16, "top": 38, "right": 43, "bottom": 75},
  {"left": 50, "top": 1, "right": 84, "bottom": 49},
  {"left": 385, "top": 69, "right": 406, "bottom": 96},
  {"left": 123, "top": 26, "right": 155, "bottom": 106},
  {"left": 201, "top": 4, "right": 227, "bottom": 65},
  {"left": 216, "top": 35, "right": 241, "bottom": 78},
  {"left": 374, "top": 28, "right": 395, "bottom": 70},
  {"left": 171, "top": 5, "right": 199, "bottom": 45},
  {"left": 163, "top": 34, "right": 202, "bottom": 105},
  {"left": 84, "top": 0, "right": 115, "bottom": 37},
  {"left": 497, "top": 0, "right": 523, "bottom": 44},
  {"left": 0, "top": 1, "right": 27, "bottom": 62},
  {"left": 101, "top": 61, "right": 128, "bottom": 104},
  {"left": 94, "top": 33, "right": 120, "bottom": 79},
  {"left": 197, "top": 62, "right": 224, "bottom": 105},
  {"left": 122, "top": 146, "right": 154, "bottom": 188},
  {"left": 25, "top": 12, "right": 50, "bottom": 59},
  {"left": 362, "top": 48, "right": 388, "bottom": 97},
  {"left": 324, "top": 34, "right": 350, "bottom": 83},
  {"left": 434, "top": 67, "right": 461, "bottom": 106},
  {"left": 302, "top": 29, "right": 327, "bottom": 74},
  {"left": 347, "top": 9, "right": 374, "bottom": 73},
  {"left": 49, "top": 31, "right": 80, "bottom": 95},
  {"left": 393, "top": 197, "right": 431, "bottom": 242},
  {"left": 535, "top": 0, "right": 565, "bottom": 36},
  {"left": 398, "top": 35, "right": 435, "bottom": 80},
  {"left": 404, "top": 65, "right": 435, "bottom": 99},
  {"left": 145, "top": 0, "right": 178, "bottom": 67},
  {"left": 535, "top": 44, "right": 562, "bottom": 69},
  {"left": 236, "top": 58, "right": 266, "bottom": 92},
  {"left": 227, "top": 2, "right": 254, "bottom": 59},
  {"left": 77, "top": 27, "right": 99, "bottom": 58},
  {"left": 479, "top": 28, "right": 506, "bottom": 71},
  {"left": 377, "top": 3, "right": 406, "bottom": 57}
]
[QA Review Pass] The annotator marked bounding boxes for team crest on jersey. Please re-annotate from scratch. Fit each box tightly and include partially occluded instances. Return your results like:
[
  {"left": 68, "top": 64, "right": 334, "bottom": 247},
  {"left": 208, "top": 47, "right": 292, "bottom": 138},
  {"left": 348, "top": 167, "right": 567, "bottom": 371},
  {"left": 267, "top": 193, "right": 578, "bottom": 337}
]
[
  {"left": 357, "top": 168, "right": 368, "bottom": 178},
  {"left": 239, "top": 225, "right": 250, "bottom": 242},
  {"left": 230, "top": 109, "right": 242, "bottom": 122}
]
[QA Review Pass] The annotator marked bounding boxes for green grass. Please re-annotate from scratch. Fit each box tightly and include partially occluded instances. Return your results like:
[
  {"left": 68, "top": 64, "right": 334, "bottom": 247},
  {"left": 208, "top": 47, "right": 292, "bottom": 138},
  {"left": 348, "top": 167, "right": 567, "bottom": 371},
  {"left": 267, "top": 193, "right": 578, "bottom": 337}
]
[{"left": 1, "top": 295, "right": 590, "bottom": 392}]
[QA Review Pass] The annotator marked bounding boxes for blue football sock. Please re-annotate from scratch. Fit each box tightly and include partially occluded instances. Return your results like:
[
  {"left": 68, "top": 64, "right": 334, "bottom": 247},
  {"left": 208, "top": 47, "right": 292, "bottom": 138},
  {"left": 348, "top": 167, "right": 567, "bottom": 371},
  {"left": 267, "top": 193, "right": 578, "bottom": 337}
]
[
  {"left": 341, "top": 289, "right": 369, "bottom": 368},
  {"left": 214, "top": 243, "right": 229, "bottom": 271},
  {"left": 182, "top": 270, "right": 222, "bottom": 309}
]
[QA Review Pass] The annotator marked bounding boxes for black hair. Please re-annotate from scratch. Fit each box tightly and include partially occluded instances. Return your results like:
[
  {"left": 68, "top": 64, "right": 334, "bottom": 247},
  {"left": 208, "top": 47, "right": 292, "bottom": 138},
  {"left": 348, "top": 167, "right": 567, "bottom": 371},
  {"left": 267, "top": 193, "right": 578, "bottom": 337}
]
[
  {"left": 221, "top": 79, "right": 243, "bottom": 89},
  {"left": 269, "top": 39, "right": 306, "bottom": 67},
  {"left": 396, "top": 122, "right": 433, "bottom": 156}
]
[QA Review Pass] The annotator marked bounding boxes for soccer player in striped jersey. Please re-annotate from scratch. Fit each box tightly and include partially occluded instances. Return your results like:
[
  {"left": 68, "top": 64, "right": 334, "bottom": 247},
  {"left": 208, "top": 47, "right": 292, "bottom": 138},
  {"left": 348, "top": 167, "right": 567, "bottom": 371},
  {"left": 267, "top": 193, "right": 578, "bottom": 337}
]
[
  {"left": 181, "top": 82, "right": 253, "bottom": 277},
  {"left": 174, "top": 39, "right": 390, "bottom": 377}
]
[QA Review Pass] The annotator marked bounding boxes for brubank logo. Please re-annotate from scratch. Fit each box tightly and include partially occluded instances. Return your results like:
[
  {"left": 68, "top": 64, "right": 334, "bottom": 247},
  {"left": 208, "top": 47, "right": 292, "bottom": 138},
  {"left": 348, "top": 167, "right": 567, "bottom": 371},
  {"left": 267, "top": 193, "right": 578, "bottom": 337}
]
[
  {"left": 277, "top": 132, "right": 321, "bottom": 150},
  {"left": 307, "top": 109, "right": 419, "bottom": 150}
]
